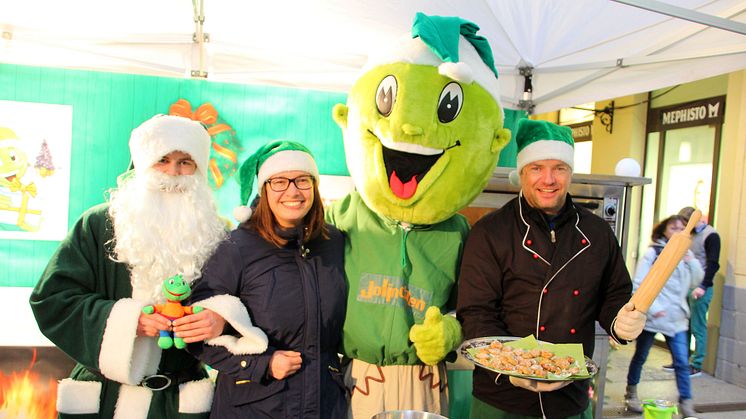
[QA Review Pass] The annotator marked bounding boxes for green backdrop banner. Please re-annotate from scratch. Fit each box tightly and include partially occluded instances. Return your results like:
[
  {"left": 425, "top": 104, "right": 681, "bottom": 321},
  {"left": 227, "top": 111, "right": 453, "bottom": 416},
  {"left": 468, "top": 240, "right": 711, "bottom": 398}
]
[{"left": 0, "top": 63, "right": 523, "bottom": 287}]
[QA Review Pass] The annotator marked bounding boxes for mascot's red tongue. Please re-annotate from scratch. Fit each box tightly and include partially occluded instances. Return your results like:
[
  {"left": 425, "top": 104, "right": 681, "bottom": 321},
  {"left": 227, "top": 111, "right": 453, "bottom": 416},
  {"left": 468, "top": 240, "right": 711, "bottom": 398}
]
[{"left": 389, "top": 170, "right": 418, "bottom": 199}]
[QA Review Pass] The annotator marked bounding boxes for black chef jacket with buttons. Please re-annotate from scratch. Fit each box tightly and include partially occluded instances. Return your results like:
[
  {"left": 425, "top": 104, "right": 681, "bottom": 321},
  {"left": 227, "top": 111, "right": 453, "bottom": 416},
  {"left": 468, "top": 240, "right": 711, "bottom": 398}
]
[{"left": 457, "top": 194, "right": 632, "bottom": 418}]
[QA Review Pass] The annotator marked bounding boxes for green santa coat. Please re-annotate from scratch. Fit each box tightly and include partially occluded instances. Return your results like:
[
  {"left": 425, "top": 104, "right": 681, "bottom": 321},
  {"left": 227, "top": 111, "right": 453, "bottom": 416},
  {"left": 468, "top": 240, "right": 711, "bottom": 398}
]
[
  {"left": 30, "top": 204, "right": 212, "bottom": 418},
  {"left": 327, "top": 192, "right": 469, "bottom": 365}
]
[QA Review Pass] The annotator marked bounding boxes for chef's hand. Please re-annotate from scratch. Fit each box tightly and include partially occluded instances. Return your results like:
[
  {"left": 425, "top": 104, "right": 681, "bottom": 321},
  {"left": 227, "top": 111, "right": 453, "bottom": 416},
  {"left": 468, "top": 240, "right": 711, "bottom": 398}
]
[
  {"left": 509, "top": 376, "right": 571, "bottom": 393},
  {"left": 409, "top": 306, "right": 462, "bottom": 366},
  {"left": 614, "top": 302, "right": 646, "bottom": 341}
]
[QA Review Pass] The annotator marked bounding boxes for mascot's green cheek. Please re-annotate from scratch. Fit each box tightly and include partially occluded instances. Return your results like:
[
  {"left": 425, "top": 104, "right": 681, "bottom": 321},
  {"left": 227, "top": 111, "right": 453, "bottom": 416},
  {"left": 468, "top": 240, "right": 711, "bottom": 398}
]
[{"left": 336, "top": 63, "right": 510, "bottom": 225}]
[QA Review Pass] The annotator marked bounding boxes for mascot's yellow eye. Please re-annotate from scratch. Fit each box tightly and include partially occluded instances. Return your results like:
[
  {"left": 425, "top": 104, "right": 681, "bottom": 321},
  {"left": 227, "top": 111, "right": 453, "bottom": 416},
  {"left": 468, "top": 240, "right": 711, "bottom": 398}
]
[
  {"left": 9, "top": 150, "right": 16, "bottom": 161},
  {"left": 375, "top": 75, "right": 398, "bottom": 117},
  {"left": 438, "top": 82, "right": 463, "bottom": 123}
]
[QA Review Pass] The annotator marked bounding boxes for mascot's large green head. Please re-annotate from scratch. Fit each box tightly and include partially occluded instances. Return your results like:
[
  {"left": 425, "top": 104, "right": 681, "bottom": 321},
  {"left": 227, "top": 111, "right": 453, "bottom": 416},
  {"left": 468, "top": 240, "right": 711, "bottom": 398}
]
[{"left": 333, "top": 13, "right": 510, "bottom": 225}]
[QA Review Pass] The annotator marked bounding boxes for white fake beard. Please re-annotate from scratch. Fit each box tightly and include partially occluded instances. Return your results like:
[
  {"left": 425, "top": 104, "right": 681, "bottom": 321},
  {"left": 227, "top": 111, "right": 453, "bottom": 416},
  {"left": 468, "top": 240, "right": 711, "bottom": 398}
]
[{"left": 108, "top": 169, "right": 226, "bottom": 303}]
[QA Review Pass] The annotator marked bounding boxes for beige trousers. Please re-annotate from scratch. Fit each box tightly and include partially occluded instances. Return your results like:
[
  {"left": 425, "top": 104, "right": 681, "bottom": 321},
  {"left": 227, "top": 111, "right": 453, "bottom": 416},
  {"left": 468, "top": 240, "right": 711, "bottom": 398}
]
[{"left": 344, "top": 359, "right": 449, "bottom": 419}]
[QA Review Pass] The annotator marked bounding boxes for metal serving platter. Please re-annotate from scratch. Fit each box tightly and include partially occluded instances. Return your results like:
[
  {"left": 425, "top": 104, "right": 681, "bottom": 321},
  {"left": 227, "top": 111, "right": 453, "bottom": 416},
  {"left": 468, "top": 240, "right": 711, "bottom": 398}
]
[{"left": 459, "top": 336, "right": 599, "bottom": 382}]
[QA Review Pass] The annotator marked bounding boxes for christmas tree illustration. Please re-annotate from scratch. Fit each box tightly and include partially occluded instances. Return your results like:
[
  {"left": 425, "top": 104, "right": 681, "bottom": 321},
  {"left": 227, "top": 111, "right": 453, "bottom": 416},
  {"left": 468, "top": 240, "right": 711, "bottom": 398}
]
[{"left": 35, "top": 139, "right": 55, "bottom": 177}]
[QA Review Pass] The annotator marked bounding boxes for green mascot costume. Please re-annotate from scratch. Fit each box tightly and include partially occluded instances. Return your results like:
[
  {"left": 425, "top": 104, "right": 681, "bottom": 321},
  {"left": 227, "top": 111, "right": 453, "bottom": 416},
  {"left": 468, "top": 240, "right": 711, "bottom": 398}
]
[{"left": 327, "top": 13, "right": 510, "bottom": 418}]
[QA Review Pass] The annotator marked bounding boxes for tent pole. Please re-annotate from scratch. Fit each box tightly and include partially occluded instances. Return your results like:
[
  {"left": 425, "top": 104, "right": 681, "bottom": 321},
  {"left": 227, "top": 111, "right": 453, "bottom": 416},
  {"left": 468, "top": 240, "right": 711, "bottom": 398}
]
[
  {"left": 517, "top": 66, "right": 535, "bottom": 114},
  {"left": 537, "top": 44, "right": 746, "bottom": 73},
  {"left": 612, "top": 0, "right": 746, "bottom": 35},
  {"left": 191, "top": 0, "right": 208, "bottom": 78}
]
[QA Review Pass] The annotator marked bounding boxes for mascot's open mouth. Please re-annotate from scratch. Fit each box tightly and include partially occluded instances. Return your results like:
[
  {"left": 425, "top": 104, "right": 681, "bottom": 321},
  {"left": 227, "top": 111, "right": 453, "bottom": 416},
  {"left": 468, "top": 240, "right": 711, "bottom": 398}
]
[
  {"left": 381, "top": 145, "right": 442, "bottom": 199},
  {"left": 3, "top": 170, "right": 18, "bottom": 183}
]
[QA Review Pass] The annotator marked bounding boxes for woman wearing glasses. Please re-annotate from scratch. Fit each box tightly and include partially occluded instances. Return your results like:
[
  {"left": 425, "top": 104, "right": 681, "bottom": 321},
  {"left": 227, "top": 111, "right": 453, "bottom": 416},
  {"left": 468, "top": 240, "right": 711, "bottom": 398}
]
[{"left": 188, "top": 140, "right": 348, "bottom": 418}]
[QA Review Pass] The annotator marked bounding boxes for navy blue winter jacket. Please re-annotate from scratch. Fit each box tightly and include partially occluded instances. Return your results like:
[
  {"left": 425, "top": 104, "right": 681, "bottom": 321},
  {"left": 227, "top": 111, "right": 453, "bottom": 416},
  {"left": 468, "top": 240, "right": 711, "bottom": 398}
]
[{"left": 189, "top": 223, "right": 348, "bottom": 419}]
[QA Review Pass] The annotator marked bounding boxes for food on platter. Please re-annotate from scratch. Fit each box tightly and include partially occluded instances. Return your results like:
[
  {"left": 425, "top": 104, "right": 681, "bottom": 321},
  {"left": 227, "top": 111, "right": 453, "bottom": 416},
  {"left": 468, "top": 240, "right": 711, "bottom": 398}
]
[
  {"left": 472, "top": 339, "right": 580, "bottom": 378},
  {"left": 460, "top": 335, "right": 596, "bottom": 381}
]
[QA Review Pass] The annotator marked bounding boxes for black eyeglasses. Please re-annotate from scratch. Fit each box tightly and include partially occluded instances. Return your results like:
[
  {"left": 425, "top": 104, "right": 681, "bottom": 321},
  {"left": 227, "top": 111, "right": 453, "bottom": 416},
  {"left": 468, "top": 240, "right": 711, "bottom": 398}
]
[{"left": 265, "top": 175, "right": 314, "bottom": 192}]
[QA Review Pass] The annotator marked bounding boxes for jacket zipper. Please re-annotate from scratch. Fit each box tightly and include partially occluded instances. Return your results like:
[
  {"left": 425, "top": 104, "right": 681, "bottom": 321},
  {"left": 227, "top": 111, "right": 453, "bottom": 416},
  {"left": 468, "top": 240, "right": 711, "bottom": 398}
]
[
  {"left": 399, "top": 222, "right": 412, "bottom": 269},
  {"left": 550, "top": 230, "right": 556, "bottom": 243}
]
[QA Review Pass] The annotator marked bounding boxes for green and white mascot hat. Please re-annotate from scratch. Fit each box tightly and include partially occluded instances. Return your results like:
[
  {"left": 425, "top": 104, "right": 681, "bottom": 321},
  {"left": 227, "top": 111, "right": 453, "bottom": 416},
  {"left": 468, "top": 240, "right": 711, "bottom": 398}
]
[
  {"left": 233, "top": 140, "right": 319, "bottom": 223},
  {"left": 515, "top": 119, "right": 574, "bottom": 172},
  {"left": 364, "top": 13, "right": 503, "bottom": 114},
  {"left": 129, "top": 114, "right": 211, "bottom": 178},
  {"left": 333, "top": 12, "right": 510, "bottom": 225}
]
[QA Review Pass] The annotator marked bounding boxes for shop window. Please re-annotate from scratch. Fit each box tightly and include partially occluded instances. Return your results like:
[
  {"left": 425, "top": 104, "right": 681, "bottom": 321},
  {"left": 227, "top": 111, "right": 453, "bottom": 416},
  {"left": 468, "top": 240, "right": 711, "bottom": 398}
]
[
  {"left": 560, "top": 103, "right": 594, "bottom": 174},
  {"left": 559, "top": 103, "right": 595, "bottom": 124},
  {"left": 639, "top": 96, "right": 724, "bottom": 263},
  {"left": 573, "top": 141, "right": 592, "bottom": 174}
]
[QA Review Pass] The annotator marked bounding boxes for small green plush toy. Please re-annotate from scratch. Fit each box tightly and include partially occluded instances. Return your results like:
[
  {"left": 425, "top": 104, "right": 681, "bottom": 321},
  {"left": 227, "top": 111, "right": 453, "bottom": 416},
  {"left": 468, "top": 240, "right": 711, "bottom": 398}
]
[{"left": 142, "top": 274, "right": 203, "bottom": 349}]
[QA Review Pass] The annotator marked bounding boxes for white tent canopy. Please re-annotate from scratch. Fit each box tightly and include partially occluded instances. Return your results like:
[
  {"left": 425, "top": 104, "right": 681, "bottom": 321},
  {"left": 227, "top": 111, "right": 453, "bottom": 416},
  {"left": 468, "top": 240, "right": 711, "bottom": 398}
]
[{"left": 2, "top": 0, "right": 746, "bottom": 113}]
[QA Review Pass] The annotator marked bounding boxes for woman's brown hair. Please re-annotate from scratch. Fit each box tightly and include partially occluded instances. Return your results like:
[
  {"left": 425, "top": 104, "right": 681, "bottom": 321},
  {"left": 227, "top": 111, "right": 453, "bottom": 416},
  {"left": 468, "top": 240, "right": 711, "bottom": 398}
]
[
  {"left": 242, "top": 179, "right": 328, "bottom": 247},
  {"left": 651, "top": 215, "right": 685, "bottom": 242}
]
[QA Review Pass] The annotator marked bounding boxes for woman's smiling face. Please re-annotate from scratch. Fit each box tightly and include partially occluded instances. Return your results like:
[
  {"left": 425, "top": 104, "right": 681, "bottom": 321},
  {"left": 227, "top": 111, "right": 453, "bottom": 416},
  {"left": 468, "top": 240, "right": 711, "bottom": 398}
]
[{"left": 265, "top": 170, "right": 315, "bottom": 228}]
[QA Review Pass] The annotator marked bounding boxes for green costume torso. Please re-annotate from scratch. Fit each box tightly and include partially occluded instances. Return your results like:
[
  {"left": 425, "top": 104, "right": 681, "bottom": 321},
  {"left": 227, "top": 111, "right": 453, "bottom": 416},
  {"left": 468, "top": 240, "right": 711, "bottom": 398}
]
[{"left": 327, "top": 192, "right": 469, "bottom": 365}]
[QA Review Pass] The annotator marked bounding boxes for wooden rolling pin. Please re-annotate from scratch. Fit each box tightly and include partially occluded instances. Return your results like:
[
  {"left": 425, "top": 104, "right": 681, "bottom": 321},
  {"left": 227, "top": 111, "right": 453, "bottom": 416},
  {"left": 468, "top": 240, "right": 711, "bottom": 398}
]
[{"left": 629, "top": 209, "right": 702, "bottom": 313}]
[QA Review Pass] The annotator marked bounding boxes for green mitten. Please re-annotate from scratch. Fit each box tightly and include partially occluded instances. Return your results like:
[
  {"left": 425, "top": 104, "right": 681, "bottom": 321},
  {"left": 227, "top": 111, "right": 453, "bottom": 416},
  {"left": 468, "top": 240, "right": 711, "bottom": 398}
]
[{"left": 409, "top": 306, "right": 463, "bottom": 365}]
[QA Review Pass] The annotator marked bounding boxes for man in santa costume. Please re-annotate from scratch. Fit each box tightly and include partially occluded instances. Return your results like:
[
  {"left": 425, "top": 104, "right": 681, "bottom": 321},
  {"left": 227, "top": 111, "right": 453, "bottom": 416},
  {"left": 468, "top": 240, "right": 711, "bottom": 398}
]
[{"left": 30, "top": 115, "right": 267, "bottom": 418}]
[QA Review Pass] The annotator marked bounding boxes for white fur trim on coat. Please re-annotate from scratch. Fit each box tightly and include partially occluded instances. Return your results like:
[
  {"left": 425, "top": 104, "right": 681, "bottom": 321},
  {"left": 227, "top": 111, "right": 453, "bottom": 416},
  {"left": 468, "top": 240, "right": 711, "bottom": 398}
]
[
  {"left": 195, "top": 294, "right": 269, "bottom": 355},
  {"left": 178, "top": 378, "right": 215, "bottom": 413},
  {"left": 99, "top": 298, "right": 161, "bottom": 385},
  {"left": 114, "top": 385, "right": 152, "bottom": 419},
  {"left": 56, "top": 378, "right": 102, "bottom": 414}
]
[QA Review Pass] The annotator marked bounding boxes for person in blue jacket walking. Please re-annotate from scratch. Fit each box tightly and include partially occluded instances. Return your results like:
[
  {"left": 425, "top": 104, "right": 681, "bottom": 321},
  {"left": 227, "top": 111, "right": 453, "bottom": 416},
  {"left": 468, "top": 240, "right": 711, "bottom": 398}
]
[{"left": 625, "top": 215, "right": 704, "bottom": 418}]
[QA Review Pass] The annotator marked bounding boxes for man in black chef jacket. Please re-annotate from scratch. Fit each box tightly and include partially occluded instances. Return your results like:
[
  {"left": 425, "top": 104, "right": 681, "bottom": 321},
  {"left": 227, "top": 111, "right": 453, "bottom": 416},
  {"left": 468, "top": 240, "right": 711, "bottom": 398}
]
[{"left": 457, "top": 119, "right": 646, "bottom": 419}]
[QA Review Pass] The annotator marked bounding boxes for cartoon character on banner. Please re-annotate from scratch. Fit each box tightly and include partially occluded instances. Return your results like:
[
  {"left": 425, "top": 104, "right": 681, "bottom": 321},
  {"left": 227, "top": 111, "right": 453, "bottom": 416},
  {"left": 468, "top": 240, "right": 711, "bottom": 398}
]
[
  {"left": 0, "top": 126, "right": 48, "bottom": 231},
  {"left": 326, "top": 13, "right": 510, "bottom": 417},
  {"left": 169, "top": 99, "right": 241, "bottom": 189}
]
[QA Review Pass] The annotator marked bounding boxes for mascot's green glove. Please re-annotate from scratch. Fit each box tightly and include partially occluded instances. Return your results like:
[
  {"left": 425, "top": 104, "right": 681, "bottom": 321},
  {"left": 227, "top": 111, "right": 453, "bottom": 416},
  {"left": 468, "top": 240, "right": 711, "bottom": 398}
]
[{"left": 409, "top": 306, "right": 463, "bottom": 366}]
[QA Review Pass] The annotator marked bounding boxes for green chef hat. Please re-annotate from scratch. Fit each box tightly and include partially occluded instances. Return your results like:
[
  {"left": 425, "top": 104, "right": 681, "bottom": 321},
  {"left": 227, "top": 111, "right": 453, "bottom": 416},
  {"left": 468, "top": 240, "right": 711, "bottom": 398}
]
[
  {"left": 233, "top": 140, "right": 319, "bottom": 222},
  {"left": 515, "top": 119, "right": 575, "bottom": 172}
]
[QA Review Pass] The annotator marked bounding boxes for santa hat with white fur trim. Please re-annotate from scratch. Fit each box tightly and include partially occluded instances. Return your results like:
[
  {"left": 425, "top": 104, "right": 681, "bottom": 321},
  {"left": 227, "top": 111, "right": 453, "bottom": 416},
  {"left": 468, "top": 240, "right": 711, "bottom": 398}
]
[
  {"left": 363, "top": 12, "right": 503, "bottom": 112},
  {"left": 129, "top": 114, "right": 211, "bottom": 177},
  {"left": 233, "top": 140, "right": 319, "bottom": 223},
  {"left": 516, "top": 119, "right": 575, "bottom": 173}
]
